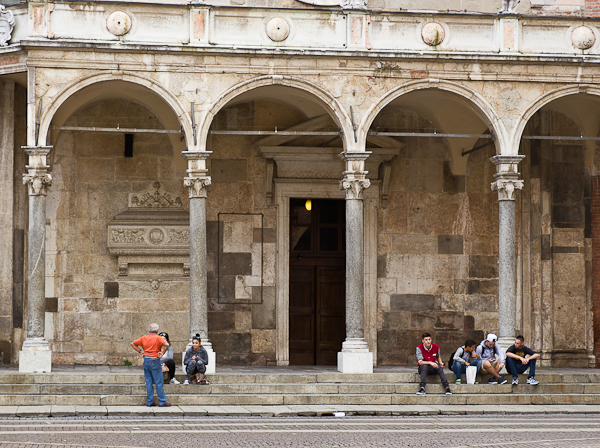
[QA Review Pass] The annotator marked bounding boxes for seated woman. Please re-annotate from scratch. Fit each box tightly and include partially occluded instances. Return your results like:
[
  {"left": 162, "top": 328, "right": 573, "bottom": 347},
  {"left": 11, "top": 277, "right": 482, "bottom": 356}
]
[
  {"left": 183, "top": 334, "right": 209, "bottom": 385},
  {"left": 158, "top": 332, "right": 179, "bottom": 385}
]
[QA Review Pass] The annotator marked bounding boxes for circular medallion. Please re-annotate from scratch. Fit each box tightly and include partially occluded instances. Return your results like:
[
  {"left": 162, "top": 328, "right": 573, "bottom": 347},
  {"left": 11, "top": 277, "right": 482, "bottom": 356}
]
[
  {"left": 266, "top": 18, "right": 290, "bottom": 42},
  {"left": 107, "top": 11, "right": 132, "bottom": 36},
  {"left": 148, "top": 228, "right": 165, "bottom": 245},
  {"left": 572, "top": 26, "right": 595, "bottom": 50},
  {"left": 421, "top": 22, "right": 445, "bottom": 47}
]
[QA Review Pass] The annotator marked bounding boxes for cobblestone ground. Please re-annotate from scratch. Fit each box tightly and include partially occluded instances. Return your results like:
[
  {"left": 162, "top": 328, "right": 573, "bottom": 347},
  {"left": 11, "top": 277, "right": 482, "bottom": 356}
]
[{"left": 0, "top": 414, "right": 599, "bottom": 448}]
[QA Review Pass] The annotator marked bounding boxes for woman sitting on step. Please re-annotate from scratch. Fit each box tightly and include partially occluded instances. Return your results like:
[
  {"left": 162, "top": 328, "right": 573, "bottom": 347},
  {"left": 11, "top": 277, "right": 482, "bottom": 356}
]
[
  {"left": 183, "top": 334, "right": 209, "bottom": 385},
  {"left": 159, "top": 332, "right": 179, "bottom": 385}
]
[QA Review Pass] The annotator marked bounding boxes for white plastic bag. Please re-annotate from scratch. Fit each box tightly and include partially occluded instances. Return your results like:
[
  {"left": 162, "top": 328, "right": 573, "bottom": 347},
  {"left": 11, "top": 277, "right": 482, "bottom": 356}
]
[{"left": 466, "top": 365, "right": 477, "bottom": 385}]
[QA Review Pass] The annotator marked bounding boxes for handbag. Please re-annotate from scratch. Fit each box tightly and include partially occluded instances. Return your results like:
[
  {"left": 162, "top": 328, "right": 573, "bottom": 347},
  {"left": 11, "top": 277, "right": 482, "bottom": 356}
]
[{"left": 466, "top": 365, "right": 477, "bottom": 384}]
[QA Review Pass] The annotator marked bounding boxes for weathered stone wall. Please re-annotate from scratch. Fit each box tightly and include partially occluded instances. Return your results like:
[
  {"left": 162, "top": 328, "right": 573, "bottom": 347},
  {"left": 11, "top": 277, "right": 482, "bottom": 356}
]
[{"left": 375, "top": 107, "right": 492, "bottom": 366}]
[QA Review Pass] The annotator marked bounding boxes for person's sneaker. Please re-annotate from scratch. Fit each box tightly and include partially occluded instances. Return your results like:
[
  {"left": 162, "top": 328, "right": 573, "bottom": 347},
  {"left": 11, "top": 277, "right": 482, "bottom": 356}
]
[
  {"left": 183, "top": 379, "right": 189, "bottom": 385},
  {"left": 512, "top": 378, "right": 519, "bottom": 385},
  {"left": 455, "top": 379, "right": 461, "bottom": 384},
  {"left": 527, "top": 377, "right": 539, "bottom": 385},
  {"left": 159, "top": 403, "right": 172, "bottom": 407},
  {"left": 497, "top": 376, "right": 508, "bottom": 385},
  {"left": 170, "top": 378, "right": 180, "bottom": 385},
  {"left": 488, "top": 377, "right": 498, "bottom": 384},
  {"left": 416, "top": 388, "right": 426, "bottom": 395},
  {"left": 445, "top": 388, "right": 452, "bottom": 395}
]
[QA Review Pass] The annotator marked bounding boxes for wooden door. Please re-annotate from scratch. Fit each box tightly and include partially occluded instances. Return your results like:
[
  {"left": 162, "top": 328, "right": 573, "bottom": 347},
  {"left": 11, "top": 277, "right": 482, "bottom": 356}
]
[{"left": 289, "top": 199, "right": 345, "bottom": 365}]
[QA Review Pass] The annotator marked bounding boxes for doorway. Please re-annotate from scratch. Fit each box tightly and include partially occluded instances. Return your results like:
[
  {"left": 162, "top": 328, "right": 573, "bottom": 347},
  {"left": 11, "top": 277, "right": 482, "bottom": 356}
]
[{"left": 289, "top": 198, "right": 346, "bottom": 365}]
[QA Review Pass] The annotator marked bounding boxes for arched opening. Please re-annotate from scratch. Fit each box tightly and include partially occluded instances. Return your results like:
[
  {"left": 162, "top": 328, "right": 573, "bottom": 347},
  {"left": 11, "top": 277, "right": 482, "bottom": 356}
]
[
  {"left": 44, "top": 81, "right": 192, "bottom": 366},
  {"left": 517, "top": 92, "right": 600, "bottom": 368},
  {"left": 203, "top": 84, "right": 357, "bottom": 366},
  {"left": 365, "top": 87, "right": 499, "bottom": 366}
]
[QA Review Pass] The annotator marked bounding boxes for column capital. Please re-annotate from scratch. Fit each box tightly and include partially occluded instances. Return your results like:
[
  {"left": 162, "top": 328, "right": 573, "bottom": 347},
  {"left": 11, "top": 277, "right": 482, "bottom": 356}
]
[
  {"left": 181, "top": 150, "right": 212, "bottom": 177},
  {"left": 22, "top": 146, "right": 53, "bottom": 196},
  {"left": 490, "top": 155, "right": 525, "bottom": 201},
  {"left": 339, "top": 151, "right": 371, "bottom": 173},
  {"left": 184, "top": 176, "right": 211, "bottom": 199},
  {"left": 341, "top": 178, "right": 371, "bottom": 200}
]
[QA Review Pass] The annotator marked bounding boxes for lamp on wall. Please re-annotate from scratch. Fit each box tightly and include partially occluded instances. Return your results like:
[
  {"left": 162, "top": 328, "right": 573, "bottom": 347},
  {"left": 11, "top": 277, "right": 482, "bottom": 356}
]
[{"left": 305, "top": 199, "right": 312, "bottom": 211}]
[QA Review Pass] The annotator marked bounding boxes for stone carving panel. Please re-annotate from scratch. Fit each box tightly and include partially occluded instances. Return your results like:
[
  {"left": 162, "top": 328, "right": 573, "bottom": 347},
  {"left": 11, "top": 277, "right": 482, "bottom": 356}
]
[
  {"left": 0, "top": 5, "right": 15, "bottom": 46},
  {"left": 106, "top": 11, "right": 132, "bottom": 36},
  {"left": 266, "top": 18, "right": 290, "bottom": 42}
]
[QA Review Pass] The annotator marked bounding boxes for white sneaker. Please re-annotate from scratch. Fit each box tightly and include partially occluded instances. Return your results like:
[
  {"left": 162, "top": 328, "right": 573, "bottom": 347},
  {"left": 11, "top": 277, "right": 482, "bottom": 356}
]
[
  {"left": 526, "top": 377, "right": 539, "bottom": 385},
  {"left": 183, "top": 379, "right": 189, "bottom": 385},
  {"left": 512, "top": 378, "right": 519, "bottom": 385},
  {"left": 170, "top": 378, "right": 180, "bottom": 385}
]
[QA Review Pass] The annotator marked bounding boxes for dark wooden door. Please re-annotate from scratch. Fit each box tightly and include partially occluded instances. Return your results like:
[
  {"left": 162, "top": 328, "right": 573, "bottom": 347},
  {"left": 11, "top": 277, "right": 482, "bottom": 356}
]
[{"left": 289, "top": 199, "right": 345, "bottom": 365}]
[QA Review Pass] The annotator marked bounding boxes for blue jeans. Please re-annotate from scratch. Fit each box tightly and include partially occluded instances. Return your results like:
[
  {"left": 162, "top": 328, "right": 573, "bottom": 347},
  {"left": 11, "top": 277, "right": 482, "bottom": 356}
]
[
  {"left": 143, "top": 357, "right": 167, "bottom": 406},
  {"left": 452, "top": 359, "right": 482, "bottom": 381},
  {"left": 506, "top": 357, "right": 537, "bottom": 380}
]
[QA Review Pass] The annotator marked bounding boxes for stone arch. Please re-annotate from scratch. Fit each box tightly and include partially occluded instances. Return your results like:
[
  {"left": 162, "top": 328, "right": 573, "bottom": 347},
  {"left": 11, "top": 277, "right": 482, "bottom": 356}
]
[
  {"left": 38, "top": 72, "right": 194, "bottom": 150},
  {"left": 358, "top": 79, "right": 507, "bottom": 167},
  {"left": 197, "top": 75, "right": 354, "bottom": 152}
]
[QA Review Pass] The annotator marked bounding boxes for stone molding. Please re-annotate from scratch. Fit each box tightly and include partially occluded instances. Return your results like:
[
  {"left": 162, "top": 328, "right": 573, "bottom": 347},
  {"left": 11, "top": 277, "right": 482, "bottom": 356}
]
[
  {"left": 184, "top": 176, "right": 211, "bottom": 199},
  {"left": 341, "top": 178, "right": 371, "bottom": 200},
  {"left": 0, "top": 5, "right": 15, "bottom": 47},
  {"left": 490, "top": 155, "right": 526, "bottom": 201},
  {"left": 290, "top": 0, "right": 367, "bottom": 11},
  {"left": 22, "top": 146, "right": 53, "bottom": 196}
]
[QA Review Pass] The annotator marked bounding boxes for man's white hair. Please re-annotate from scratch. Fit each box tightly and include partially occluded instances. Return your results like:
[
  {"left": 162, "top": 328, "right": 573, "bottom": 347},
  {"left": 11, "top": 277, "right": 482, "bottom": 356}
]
[{"left": 148, "top": 323, "right": 159, "bottom": 334}]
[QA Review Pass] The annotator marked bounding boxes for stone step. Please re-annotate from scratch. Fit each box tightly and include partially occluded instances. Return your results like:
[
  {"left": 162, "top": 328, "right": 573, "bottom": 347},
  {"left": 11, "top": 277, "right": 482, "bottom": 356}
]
[
  {"left": 2, "top": 392, "right": 600, "bottom": 407},
  {"left": 2, "top": 371, "right": 600, "bottom": 385}
]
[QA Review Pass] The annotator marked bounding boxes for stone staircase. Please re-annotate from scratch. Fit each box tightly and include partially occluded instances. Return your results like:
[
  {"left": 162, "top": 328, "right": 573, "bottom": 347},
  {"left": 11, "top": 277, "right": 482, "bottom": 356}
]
[{"left": 1, "top": 369, "right": 600, "bottom": 407}]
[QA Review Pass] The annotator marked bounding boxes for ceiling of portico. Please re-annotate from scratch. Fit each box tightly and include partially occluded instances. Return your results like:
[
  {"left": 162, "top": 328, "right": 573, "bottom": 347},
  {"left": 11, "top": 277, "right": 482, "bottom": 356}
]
[
  {"left": 370, "top": 89, "right": 491, "bottom": 175},
  {"left": 50, "top": 80, "right": 186, "bottom": 169}
]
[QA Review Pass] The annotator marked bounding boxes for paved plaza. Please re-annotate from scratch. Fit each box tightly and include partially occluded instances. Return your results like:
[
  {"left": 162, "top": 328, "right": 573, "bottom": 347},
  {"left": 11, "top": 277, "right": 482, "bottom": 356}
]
[{"left": 0, "top": 414, "right": 598, "bottom": 447}]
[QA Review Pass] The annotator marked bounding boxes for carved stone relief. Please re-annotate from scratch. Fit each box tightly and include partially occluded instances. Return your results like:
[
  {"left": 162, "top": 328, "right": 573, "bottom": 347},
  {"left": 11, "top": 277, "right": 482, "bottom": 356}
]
[
  {"left": 295, "top": 0, "right": 366, "bottom": 9},
  {"left": 106, "top": 11, "right": 132, "bottom": 36},
  {"left": 0, "top": 5, "right": 15, "bottom": 47},
  {"left": 108, "top": 183, "right": 190, "bottom": 278}
]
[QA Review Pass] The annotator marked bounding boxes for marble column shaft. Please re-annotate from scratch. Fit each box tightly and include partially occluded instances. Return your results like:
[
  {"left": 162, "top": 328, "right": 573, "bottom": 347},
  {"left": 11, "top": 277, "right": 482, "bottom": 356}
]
[
  {"left": 345, "top": 197, "right": 365, "bottom": 340},
  {"left": 189, "top": 194, "right": 208, "bottom": 339},
  {"left": 26, "top": 193, "right": 47, "bottom": 339}
]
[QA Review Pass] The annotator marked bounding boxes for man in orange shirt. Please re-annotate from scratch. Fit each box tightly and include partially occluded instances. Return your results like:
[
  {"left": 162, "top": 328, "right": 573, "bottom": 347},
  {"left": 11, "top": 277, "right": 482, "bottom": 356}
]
[{"left": 131, "top": 323, "right": 171, "bottom": 407}]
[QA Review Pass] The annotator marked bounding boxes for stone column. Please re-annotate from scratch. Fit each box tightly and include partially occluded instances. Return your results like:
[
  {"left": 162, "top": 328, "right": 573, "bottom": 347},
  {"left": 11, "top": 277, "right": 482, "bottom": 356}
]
[
  {"left": 491, "top": 155, "right": 525, "bottom": 351},
  {"left": 337, "top": 151, "right": 373, "bottom": 373},
  {"left": 19, "top": 146, "right": 53, "bottom": 373},
  {"left": 182, "top": 150, "right": 216, "bottom": 374}
]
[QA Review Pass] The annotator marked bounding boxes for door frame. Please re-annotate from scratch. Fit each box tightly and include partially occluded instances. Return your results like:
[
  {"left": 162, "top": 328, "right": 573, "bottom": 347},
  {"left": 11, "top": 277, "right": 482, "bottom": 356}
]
[{"left": 275, "top": 179, "right": 379, "bottom": 366}]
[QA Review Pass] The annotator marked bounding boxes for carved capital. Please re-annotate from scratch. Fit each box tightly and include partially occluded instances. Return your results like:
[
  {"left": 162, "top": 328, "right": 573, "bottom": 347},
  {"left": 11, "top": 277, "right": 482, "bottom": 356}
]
[
  {"left": 184, "top": 176, "right": 211, "bottom": 198},
  {"left": 341, "top": 178, "right": 371, "bottom": 200},
  {"left": 491, "top": 178, "right": 524, "bottom": 201},
  {"left": 23, "top": 173, "right": 52, "bottom": 196}
]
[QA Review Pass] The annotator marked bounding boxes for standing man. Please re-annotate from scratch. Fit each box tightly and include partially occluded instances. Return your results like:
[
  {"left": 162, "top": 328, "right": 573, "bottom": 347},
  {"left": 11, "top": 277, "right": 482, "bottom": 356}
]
[
  {"left": 131, "top": 323, "right": 172, "bottom": 407},
  {"left": 476, "top": 333, "right": 507, "bottom": 385},
  {"left": 506, "top": 335, "right": 540, "bottom": 385},
  {"left": 415, "top": 333, "right": 452, "bottom": 396}
]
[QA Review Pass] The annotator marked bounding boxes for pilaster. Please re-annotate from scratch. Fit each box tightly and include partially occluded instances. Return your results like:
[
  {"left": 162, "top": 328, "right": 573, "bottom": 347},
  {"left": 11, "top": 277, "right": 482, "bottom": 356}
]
[{"left": 181, "top": 150, "right": 215, "bottom": 374}]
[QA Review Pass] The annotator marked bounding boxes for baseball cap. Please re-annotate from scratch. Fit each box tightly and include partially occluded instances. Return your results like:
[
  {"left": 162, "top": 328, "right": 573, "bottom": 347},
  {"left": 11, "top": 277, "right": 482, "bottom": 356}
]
[{"left": 486, "top": 333, "right": 497, "bottom": 342}]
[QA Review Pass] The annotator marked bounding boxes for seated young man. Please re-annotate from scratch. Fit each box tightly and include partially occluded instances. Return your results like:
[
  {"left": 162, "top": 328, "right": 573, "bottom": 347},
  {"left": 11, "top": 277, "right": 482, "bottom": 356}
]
[
  {"left": 451, "top": 339, "right": 482, "bottom": 384},
  {"left": 476, "top": 333, "right": 507, "bottom": 385},
  {"left": 505, "top": 335, "right": 540, "bottom": 385},
  {"left": 415, "top": 332, "right": 452, "bottom": 396}
]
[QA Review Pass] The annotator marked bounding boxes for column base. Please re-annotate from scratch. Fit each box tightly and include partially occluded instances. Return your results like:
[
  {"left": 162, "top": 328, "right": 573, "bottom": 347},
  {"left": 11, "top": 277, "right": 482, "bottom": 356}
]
[
  {"left": 337, "top": 339, "right": 373, "bottom": 374},
  {"left": 182, "top": 340, "right": 216, "bottom": 375},
  {"left": 19, "top": 338, "right": 52, "bottom": 373}
]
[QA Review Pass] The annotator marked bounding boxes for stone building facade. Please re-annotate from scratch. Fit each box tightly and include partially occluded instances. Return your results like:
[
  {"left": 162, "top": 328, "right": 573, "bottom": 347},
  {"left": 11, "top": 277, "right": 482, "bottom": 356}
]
[{"left": 1, "top": 0, "right": 600, "bottom": 372}]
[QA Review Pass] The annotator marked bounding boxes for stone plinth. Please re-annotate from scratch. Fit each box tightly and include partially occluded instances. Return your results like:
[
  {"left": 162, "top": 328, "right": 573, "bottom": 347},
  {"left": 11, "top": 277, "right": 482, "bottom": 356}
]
[
  {"left": 337, "top": 339, "right": 373, "bottom": 374},
  {"left": 19, "top": 338, "right": 52, "bottom": 373}
]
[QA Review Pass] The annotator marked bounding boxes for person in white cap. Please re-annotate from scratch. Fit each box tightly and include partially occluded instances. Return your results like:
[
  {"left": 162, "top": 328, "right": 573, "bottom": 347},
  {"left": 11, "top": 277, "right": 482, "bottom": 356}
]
[{"left": 476, "top": 333, "right": 507, "bottom": 384}]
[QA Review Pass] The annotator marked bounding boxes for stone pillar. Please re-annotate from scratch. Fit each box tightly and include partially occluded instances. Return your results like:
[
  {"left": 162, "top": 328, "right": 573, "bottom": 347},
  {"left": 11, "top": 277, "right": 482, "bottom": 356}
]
[
  {"left": 592, "top": 176, "right": 600, "bottom": 366},
  {"left": 491, "top": 155, "right": 525, "bottom": 352},
  {"left": 337, "top": 151, "right": 373, "bottom": 373},
  {"left": 182, "top": 150, "right": 215, "bottom": 374},
  {"left": 19, "top": 146, "right": 53, "bottom": 373}
]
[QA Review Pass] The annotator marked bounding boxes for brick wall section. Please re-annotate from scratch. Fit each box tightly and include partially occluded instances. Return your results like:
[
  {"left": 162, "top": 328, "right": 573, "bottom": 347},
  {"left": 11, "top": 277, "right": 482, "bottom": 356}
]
[
  {"left": 530, "top": 0, "right": 600, "bottom": 16},
  {"left": 592, "top": 176, "right": 600, "bottom": 366}
]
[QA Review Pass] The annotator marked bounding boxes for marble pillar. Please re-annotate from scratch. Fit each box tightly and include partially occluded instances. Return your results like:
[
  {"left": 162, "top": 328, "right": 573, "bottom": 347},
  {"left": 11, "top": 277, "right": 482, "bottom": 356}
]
[
  {"left": 491, "top": 155, "right": 525, "bottom": 352},
  {"left": 182, "top": 150, "right": 215, "bottom": 374},
  {"left": 19, "top": 146, "right": 53, "bottom": 373},
  {"left": 337, "top": 151, "right": 373, "bottom": 373}
]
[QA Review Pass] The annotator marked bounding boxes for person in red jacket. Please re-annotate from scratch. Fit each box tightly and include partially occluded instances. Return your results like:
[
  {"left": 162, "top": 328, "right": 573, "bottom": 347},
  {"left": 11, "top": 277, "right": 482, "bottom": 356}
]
[{"left": 415, "top": 332, "right": 452, "bottom": 396}]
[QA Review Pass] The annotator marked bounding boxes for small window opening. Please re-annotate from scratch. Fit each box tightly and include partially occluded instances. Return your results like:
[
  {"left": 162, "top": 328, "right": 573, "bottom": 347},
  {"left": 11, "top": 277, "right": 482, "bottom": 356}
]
[{"left": 124, "top": 133, "right": 134, "bottom": 157}]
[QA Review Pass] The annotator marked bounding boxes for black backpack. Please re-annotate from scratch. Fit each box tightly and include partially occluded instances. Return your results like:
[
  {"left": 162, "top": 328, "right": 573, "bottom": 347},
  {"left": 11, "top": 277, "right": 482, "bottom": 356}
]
[{"left": 448, "top": 347, "right": 461, "bottom": 369}]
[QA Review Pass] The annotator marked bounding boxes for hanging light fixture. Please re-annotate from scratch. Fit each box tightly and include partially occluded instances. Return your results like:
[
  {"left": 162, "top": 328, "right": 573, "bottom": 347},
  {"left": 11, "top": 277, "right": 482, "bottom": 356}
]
[{"left": 305, "top": 199, "right": 312, "bottom": 211}]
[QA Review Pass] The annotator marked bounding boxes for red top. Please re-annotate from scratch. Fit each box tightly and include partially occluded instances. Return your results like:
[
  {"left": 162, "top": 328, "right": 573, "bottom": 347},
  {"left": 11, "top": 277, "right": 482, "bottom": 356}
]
[
  {"left": 133, "top": 334, "right": 167, "bottom": 358},
  {"left": 417, "top": 342, "right": 441, "bottom": 366}
]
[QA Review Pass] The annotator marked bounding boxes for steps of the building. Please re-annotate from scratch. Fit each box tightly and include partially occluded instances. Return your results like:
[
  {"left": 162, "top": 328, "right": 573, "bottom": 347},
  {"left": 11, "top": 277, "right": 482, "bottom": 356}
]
[
  {"left": 0, "top": 382, "right": 594, "bottom": 395},
  {"left": 2, "top": 371, "right": 600, "bottom": 385},
  {"left": 2, "top": 392, "right": 600, "bottom": 407}
]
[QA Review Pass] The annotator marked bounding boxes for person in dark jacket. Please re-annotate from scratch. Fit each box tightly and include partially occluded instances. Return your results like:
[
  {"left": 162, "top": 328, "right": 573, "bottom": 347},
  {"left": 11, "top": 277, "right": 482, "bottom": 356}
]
[{"left": 183, "top": 333, "right": 209, "bottom": 385}]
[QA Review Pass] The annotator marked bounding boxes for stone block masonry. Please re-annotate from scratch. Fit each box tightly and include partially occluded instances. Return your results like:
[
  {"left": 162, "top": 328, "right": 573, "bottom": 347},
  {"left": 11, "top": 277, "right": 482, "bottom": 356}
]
[{"left": 591, "top": 176, "right": 600, "bottom": 366}]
